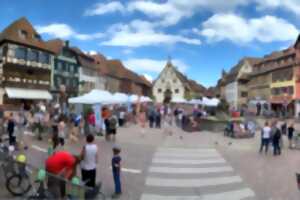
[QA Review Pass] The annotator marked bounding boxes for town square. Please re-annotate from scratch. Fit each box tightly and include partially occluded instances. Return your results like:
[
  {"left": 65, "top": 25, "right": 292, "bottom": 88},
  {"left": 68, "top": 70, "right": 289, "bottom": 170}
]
[{"left": 1, "top": 1, "right": 300, "bottom": 200}]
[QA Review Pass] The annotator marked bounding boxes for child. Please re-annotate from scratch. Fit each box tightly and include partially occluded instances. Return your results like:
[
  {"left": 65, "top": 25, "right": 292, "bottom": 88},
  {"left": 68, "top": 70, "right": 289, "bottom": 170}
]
[{"left": 111, "top": 146, "right": 122, "bottom": 198}]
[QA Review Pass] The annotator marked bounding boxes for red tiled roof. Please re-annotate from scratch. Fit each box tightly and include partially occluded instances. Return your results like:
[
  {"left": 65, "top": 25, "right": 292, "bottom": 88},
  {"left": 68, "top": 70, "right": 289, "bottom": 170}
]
[
  {"left": 0, "top": 17, "right": 54, "bottom": 53},
  {"left": 45, "top": 39, "right": 64, "bottom": 55}
]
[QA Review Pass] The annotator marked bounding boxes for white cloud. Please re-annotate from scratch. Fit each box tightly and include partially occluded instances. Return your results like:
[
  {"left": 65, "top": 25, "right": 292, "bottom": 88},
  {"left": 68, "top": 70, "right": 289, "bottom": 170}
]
[
  {"left": 123, "top": 58, "right": 188, "bottom": 73},
  {"left": 256, "top": 0, "right": 300, "bottom": 16},
  {"left": 36, "top": 23, "right": 104, "bottom": 40},
  {"left": 127, "top": 0, "right": 249, "bottom": 26},
  {"left": 101, "top": 20, "right": 201, "bottom": 47},
  {"left": 199, "top": 14, "right": 299, "bottom": 43},
  {"left": 84, "top": 1, "right": 125, "bottom": 16},
  {"left": 123, "top": 49, "right": 133, "bottom": 55},
  {"left": 142, "top": 74, "right": 154, "bottom": 82}
]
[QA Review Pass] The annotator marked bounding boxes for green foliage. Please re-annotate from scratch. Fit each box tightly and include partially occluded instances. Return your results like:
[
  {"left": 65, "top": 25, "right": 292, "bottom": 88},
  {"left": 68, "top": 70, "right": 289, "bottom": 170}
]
[{"left": 217, "top": 98, "right": 229, "bottom": 112}]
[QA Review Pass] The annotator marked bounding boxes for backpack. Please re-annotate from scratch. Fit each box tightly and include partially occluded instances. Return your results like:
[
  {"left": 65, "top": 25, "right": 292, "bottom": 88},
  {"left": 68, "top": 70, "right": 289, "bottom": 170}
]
[{"left": 109, "top": 118, "right": 117, "bottom": 129}]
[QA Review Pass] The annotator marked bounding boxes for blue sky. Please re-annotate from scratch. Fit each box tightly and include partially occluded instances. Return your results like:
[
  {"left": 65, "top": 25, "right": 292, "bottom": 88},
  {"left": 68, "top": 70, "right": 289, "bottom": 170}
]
[{"left": 1, "top": 0, "right": 300, "bottom": 87}]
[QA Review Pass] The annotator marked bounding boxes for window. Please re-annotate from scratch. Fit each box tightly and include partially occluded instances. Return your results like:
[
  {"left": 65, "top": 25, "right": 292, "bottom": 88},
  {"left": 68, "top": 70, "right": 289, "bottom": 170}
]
[
  {"left": 288, "top": 86, "right": 294, "bottom": 95},
  {"left": 40, "top": 53, "right": 50, "bottom": 64},
  {"left": 241, "top": 92, "right": 248, "bottom": 97},
  {"left": 2, "top": 45, "right": 8, "bottom": 57},
  {"left": 65, "top": 78, "right": 70, "bottom": 86},
  {"left": 57, "top": 62, "right": 62, "bottom": 71},
  {"left": 28, "top": 50, "right": 38, "bottom": 62},
  {"left": 158, "top": 88, "right": 162, "bottom": 93},
  {"left": 19, "top": 30, "right": 27, "bottom": 39},
  {"left": 33, "top": 34, "right": 41, "bottom": 41},
  {"left": 15, "top": 47, "right": 27, "bottom": 60},
  {"left": 56, "top": 77, "right": 61, "bottom": 87},
  {"left": 62, "top": 62, "right": 67, "bottom": 72},
  {"left": 69, "top": 65, "right": 74, "bottom": 73},
  {"left": 175, "top": 89, "right": 179, "bottom": 93},
  {"left": 73, "top": 79, "right": 78, "bottom": 88},
  {"left": 173, "top": 79, "right": 177, "bottom": 83},
  {"left": 161, "top": 79, "right": 165, "bottom": 83}
]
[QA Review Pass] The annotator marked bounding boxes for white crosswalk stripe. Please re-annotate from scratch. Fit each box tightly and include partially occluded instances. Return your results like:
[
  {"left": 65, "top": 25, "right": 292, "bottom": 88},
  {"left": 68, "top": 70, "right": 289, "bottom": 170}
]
[
  {"left": 141, "top": 147, "right": 255, "bottom": 200},
  {"left": 152, "top": 158, "right": 226, "bottom": 165},
  {"left": 141, "top": 188, "right": 255, "bottom": 200},
  {"left": 149, "top": 166, "right": 233, "bottom": 174}
]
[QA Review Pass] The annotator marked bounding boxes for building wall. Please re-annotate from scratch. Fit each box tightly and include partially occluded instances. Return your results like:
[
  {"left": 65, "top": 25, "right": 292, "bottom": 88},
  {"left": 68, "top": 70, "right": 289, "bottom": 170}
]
[
  {"left": 248, "top": 73, "right": 272, "bottom": 101},
  {"left": 1, "top": 43, "right": 52, "bottom": 90},
  {"left": 225, "top": 81, "right": 238, "bottom": 108},
  {"left": 237, "top": 82, "right": 249, "bottom": 107},
  {"left": 153, "top": 67, "right": 185, "bottom": 103},
  {"left": 79, "top": 67, "right": 106, "bottom": 94},
  {"left": 105, "top": 76, "right": 120, "bottom": 93}
]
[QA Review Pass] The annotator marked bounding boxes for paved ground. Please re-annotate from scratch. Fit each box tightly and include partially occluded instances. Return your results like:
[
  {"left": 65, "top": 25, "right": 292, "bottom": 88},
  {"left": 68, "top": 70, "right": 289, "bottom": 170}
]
[{"left": 1, "top": 122, "right": 300, "bottom": 199}]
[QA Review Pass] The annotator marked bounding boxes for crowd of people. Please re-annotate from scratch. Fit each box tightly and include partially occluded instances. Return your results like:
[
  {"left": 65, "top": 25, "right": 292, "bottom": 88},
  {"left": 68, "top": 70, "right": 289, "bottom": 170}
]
[
  {"left": 3, "top": 99, "right": 300, "bottom": 199},
  {"left": 259, "top": 120, "right": 296, "bottom": 156}
]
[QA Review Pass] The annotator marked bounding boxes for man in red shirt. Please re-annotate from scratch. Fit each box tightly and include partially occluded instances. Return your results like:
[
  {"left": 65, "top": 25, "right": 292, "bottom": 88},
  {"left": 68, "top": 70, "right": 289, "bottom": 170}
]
[{"left": 45, "top": 151, "right": 78, "bottom": 198}]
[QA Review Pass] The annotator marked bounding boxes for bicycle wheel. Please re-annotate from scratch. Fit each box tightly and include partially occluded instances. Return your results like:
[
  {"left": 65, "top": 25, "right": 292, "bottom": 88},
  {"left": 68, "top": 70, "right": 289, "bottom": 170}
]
[{"left": 6, "top": 174, "right": 32, "bottom": 196}]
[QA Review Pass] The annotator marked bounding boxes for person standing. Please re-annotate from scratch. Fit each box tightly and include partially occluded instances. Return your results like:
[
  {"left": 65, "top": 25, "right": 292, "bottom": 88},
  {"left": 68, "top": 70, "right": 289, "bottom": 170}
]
[
  {"left": 281, "top": 122, "right": 287, "bottom": 135},
  {"left": 7, "top": 113, "right": 16, "bottom": 146},
  {"left": 58, "top": 118, "right": 66, "bottom": 147},
  {"left": 272, "top": 123, "right": 282, "bottom": 156},
  {"left": 17, "top": 112, "right": 27, "bottom": 149},
  {"left": 118, "top": 109, "right": 125, "bottom": 127},
  {"left": 87, "top": 112, "right": 96, "bottom": 135},
  {"left": 288, "top": 123, "right": 295, "bottom": 149},
  {"left": 111, "top": 146, "right": 122, "bottom": 198},
  {"left": 155, "top": 108, "right": 161, "bottom": 129},
  {"left": 259, "top": 121, "right": 271, "bottom": 154},
  {"left": 80, "top": 134, "right": 98, "bottom": 188},
  {"left": 109, "top": 115, "right": 118, "bottom": 141}
]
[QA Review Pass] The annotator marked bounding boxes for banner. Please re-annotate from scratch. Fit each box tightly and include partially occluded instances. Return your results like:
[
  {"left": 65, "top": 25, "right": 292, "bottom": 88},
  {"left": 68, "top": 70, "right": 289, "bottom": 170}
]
[{"left": 93, "top": 104, "right": 102, "bottom": 131}]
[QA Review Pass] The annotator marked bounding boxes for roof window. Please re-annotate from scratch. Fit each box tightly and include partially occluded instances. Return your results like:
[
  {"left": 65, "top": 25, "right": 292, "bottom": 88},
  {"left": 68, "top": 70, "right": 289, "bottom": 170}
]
[{"left": 19, "top": 30, "right": 28, "bottom": 39}]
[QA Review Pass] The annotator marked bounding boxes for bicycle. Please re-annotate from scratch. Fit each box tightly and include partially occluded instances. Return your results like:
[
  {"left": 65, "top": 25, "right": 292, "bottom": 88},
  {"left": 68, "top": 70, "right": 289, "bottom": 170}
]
[
  {"left": 27, "top": 169, "right": 54, "bottom": 200},
  {"left": 0, "top": 144, "right": 31, "bottom": 196}
]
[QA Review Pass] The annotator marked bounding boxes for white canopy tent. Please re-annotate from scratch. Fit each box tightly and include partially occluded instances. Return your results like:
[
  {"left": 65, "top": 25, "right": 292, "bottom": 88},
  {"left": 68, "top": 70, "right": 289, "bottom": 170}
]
[
  {"left": 188, "top": 98, "right": 220, "bottom": 107},
  {"left": 171, "top": 97, "right": 187, "bottom": 104},
  {"left": 68, "top": 89, "right": 114, "bottom": 104},
  {"left": 189, "top": 99, "right": 202, "bottom": 105},
  {"left": 112, "top": 93, "right": 129, "bottom": 104},
  {"left": 202, "top": 97, "right": 220, "bottom": 107},
  {"left": 129, "top": 95, "right": 152, "bottom": 103},
  {"left": 69, "top": 90, "right": 152, "bottom": 105}
]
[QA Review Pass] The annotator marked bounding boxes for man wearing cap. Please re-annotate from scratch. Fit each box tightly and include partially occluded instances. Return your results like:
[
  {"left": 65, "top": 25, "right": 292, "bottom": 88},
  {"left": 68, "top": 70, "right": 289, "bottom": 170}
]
[{"left": 45, "top": 151, "right": 79, "bottom": 198}]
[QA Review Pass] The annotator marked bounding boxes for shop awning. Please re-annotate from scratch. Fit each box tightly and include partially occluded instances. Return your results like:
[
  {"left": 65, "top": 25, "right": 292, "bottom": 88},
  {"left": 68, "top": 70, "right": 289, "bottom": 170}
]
[{"left": 5, "top": 87, "right": 52, "bottom": 100}]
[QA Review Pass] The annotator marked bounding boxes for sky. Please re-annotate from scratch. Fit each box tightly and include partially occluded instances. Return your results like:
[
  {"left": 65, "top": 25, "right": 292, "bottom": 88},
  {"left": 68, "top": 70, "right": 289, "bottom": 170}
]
[{"left": 1, "top": 0, "right": 300, "bottom": 87}]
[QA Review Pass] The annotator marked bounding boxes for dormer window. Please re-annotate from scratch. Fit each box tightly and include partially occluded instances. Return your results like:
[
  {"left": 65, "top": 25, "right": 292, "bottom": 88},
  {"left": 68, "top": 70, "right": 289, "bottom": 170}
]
[
  {"left": 19, "top": 30, "right": 28, "bottom": 39},
  {"left": 33, "top": 34, "right": 41, "bottom": 41}
]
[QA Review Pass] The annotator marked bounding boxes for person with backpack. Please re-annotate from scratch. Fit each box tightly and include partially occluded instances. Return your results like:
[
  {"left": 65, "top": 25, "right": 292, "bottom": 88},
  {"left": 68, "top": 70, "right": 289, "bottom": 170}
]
[
  {"left": 7, "top": 113, "right": 16, "bottom": 146},
  {"left": 288, "top": 123, "right": 295, "bottom": 149},
  {"left": 272, "top": 122, "right": 282, "bottom": 156},
  {"left": 109, "top": 115, "right": 118, "bottom": 141}
]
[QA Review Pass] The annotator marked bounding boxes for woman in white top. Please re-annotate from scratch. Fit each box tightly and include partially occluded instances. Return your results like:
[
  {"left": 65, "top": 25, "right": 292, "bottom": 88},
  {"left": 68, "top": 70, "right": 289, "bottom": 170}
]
[
  {"left": 259, "top": 121, "right": 271, "bottom": 154},
  {"left": 58, "top": 120, "right": 65, "bottom": 146},
  {"left": 80, "top": 134, "right": 98, "bottom": 187}
]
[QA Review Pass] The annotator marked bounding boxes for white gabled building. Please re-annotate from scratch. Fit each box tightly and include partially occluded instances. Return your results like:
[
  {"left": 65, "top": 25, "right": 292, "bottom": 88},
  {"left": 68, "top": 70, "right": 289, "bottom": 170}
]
[{"left": 153, "top": 60, "right": 206, "bottom": 103}]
